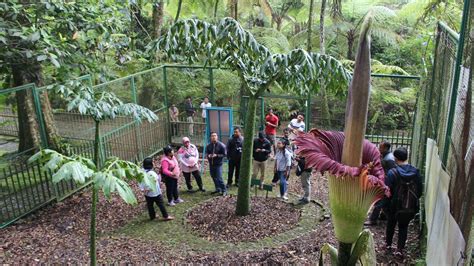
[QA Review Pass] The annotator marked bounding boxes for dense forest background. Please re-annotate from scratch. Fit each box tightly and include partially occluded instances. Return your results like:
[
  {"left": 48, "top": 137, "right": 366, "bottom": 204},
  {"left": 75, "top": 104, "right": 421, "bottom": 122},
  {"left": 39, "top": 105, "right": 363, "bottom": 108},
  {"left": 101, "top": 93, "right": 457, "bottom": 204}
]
[{"left": 0, "top": 0, "right": 463, "bottom": 134}]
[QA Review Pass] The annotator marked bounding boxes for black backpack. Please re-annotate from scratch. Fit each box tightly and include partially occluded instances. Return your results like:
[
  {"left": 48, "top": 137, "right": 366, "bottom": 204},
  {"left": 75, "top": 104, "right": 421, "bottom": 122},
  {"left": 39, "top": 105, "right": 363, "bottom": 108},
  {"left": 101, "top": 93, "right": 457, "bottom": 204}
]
[{"left": 393, "top": 168, "right": 419, "bottom": 216}]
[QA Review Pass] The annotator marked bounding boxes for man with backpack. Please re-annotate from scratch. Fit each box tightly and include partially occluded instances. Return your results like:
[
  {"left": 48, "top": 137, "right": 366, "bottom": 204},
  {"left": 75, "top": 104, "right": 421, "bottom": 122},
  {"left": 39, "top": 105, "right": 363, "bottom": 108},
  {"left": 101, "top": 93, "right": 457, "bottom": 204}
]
[
  {"left": 365, "top": 140, "right": 397, "bottom": 226},
  {"left": 384, "top": 147, "right": 423, "bottom": 257}
]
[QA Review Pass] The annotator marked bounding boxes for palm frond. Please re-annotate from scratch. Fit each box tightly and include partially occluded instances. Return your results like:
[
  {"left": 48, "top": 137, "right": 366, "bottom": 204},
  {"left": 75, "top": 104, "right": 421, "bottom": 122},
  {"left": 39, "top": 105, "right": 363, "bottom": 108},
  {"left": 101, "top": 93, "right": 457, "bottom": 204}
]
[{"left": 370, "top": 27, "right": 401, "bottom": 46}]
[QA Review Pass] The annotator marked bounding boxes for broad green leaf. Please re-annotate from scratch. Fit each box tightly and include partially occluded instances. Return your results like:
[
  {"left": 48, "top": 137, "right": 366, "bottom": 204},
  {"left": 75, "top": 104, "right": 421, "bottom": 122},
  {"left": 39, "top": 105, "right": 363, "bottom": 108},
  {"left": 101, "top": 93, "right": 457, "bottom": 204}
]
[
  {"left": 52, "top": 161, "right": 93, "bottom": 184},
  {"left": 115, "top": 178, "right": 137, "bottom": 204}
]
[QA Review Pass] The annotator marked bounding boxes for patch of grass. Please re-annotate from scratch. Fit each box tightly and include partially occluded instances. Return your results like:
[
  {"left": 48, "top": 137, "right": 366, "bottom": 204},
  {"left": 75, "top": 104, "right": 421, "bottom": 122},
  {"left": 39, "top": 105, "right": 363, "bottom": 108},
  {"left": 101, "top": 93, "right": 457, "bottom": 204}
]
[{"left": 114, "top": 170, "right": 322, "bottom": 254}]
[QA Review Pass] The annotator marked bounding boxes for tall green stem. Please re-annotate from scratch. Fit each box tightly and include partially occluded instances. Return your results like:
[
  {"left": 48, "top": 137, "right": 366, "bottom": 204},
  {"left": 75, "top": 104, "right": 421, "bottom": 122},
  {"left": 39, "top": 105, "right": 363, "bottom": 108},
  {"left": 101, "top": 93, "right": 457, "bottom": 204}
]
[
  {"left": 213, "top": 0, "right": 219, "bottom": 18},
  {"left": 235, "top": 94, "right": 258, "bottom": 216},
  {"left": 337, "top": 241, "right": 352, "bottom": 266},
  {"left": 90, "top": 120, "right": 100, "bottom": 266},
  {"left": 174, "top": 0, "right": 183, "bottom": 22}
]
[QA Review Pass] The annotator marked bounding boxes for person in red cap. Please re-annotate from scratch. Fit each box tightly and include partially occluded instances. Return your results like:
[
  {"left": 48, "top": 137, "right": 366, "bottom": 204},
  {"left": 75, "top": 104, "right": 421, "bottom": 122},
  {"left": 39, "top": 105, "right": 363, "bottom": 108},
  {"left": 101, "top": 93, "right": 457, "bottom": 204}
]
[{"left": 177, "top": 137, "right": 205, "bottom": 192}]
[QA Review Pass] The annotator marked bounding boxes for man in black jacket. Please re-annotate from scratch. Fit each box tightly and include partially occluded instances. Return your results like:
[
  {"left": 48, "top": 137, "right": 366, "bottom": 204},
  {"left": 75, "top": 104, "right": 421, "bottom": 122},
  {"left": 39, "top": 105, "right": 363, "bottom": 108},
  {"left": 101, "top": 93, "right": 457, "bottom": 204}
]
[
  {"left": 384, "top": 147, "right": 423, "bottom": 257},
  {"left": 252, "top": 131, "right": 271, "bottom": 189},
  {"left": 226, "top": 127, "right": 243, "bottom": 188},
  {"left": 206, "top": 132, "right": 227, "bottom": 196},
  {"left": 365, "top": 140, "right": 398, "bottom": 226}
]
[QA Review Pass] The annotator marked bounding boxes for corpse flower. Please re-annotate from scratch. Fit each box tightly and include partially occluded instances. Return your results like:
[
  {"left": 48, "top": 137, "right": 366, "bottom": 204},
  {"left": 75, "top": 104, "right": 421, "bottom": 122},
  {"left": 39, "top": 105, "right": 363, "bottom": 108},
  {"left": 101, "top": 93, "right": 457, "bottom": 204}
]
[
  {"left": 294, "top": 129, "right": 388, "bottom": 244},
  {"left": 294, "top": 15, "right": 386, "bottom": 265}
]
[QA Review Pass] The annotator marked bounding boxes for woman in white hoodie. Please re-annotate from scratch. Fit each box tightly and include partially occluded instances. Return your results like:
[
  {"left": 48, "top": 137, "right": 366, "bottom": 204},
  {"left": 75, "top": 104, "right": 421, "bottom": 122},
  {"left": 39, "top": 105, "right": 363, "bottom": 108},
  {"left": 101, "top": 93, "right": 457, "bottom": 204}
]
[{"left": 177, "top": 137, "right": 205, "bottom": 192}]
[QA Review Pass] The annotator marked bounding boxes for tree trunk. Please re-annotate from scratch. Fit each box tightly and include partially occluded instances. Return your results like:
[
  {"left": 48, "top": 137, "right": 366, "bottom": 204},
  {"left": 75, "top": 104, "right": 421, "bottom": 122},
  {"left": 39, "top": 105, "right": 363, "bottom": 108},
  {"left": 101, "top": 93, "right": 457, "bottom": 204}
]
[
  {"left": 331, "top": 0, "right": 342, "bottom": 19},
  {"left": 214, "top": 0, "right": 219, "bottom": 18},
  {"left": 320, "top": 0, "right": 327, "bottom": 54},
  {"left": 236, "top": 93, "right": 258, "bottom": 216},
  {"left": 347, "top": 31, "right": 355, "bottom": 60},
  {"left": 175, "top": 0, "right": 183, "bottom": 22},
  {"left": 12, "top": 66, "right": 40, "bottom": 153},
  {"left": 276, "top": 18, "right": 282, "bottom": 31},
  {"left": 90, "top": 120, "right": 101, "bottom": 266},
  {"left": 11, "top": 64, "right": 59, "bottom": 152},
  {"left": 320, "top": 87, "right": 332, "bottom": 127},
  {"left": 152, "top": 0, "right": 164, "bottom": 39},
  {"left": 228, "top": 0, "right": 238, "bottom": 20},
  {"left": 307, "top": 0, "right": 314, "bottom": 52}
]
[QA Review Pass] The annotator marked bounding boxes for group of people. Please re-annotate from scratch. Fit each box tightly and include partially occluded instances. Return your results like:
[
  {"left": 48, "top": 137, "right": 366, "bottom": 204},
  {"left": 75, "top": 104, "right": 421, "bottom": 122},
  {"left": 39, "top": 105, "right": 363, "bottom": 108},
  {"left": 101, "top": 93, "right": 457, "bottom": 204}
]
[
  {"left": 364, "top": 141, "right": 423, "bottom": 257},
  {"left": 169, "top": 96, "right": 212, "bottom": 136},
  {"left": 143, "top": 105, "right": 423, "bottom": 258},
  {"left": 138, "top": 108, "right": 311, "bottom": 222}
]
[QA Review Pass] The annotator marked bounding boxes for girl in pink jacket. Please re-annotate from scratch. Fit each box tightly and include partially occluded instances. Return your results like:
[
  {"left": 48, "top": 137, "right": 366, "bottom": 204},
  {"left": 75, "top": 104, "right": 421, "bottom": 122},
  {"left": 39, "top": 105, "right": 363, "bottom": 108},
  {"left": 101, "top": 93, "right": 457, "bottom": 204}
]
[{"left": 161, "top": 146, "right": 183, "bottom": 206}]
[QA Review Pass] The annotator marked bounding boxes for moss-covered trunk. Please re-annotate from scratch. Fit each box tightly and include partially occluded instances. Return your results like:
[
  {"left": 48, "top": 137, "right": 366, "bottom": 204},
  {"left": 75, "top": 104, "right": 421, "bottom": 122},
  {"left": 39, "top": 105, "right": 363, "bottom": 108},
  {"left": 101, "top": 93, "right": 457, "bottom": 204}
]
[{"left": 235, "top": 95, "right": 258, "bottom": 216}]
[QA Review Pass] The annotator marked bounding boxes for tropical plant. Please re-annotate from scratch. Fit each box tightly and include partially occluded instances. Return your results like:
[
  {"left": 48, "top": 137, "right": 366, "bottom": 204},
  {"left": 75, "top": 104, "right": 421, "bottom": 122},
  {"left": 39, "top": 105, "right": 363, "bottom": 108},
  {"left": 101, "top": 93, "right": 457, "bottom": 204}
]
[
  {"left": 294, "top": 16, "right": 388, "bottom": 265},
  {"left": 332, "top": 5, "right": 400, "bottom": 59},
  {"left": 148, "top": 18, "right": 350, "bottom": 216},
  {"left": 0, "top": 1, "right": 129, "bottom": 152},
  {"left": 28, "top": 80, "right": 158, "bottom": 266}
]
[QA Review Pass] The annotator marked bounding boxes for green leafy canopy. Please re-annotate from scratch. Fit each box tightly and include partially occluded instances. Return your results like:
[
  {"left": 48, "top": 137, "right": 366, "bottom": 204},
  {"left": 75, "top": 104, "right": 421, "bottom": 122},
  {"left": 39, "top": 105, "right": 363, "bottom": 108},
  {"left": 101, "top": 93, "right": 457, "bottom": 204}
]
[
  {"left": 51, "top": 80, "right": 158, "bottom": 122},
  {"left": 147, "top": 18, "right": 351, "bottom": 96},
  {"left": 28, "top": 149, "right": 156, "bottom": 204}
]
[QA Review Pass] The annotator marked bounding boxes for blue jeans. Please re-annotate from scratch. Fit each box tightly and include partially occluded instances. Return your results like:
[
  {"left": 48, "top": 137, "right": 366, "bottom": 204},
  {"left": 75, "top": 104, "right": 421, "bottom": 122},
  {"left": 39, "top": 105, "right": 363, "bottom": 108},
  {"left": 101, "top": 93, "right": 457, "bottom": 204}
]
[
  {"left": 278, "top": 171, "right": 288, "bottom": 196},
  {"left": 210, "top": 165, "right": 226, "bottom": 192}
]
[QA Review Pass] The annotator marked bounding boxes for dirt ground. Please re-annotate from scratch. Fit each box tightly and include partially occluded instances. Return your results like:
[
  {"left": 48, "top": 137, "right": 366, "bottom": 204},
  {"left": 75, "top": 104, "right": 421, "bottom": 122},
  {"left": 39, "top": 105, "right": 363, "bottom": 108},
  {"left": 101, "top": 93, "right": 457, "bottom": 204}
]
[{"left": 0, "top": 166, "right": 422, "bottom": 264}]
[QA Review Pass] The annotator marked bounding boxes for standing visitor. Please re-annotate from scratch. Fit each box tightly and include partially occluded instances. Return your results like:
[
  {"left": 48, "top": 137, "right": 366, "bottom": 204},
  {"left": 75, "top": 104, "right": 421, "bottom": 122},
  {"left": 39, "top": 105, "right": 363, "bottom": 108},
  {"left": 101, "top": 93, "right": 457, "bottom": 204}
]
[
  {"left": 365, "top": 140, "right": 397, "bottom": 226},
  {"left": 252, "top": 131, "right": 272, "bottom": 189},
  {"left": 200, "top": 96, "right": 212, "bottom": 122},
  {"left": 295, "top": 155, "right": 312, "bottom": 204},
  {"left": 177, "top": 137, "right": 205, "bottom": 193},
  {"left": 226, "top": 127, "right": 243, "bottom": 187},
  {"left": 169, "top": 104, "right": 179, "bottom": 136},
  {"left": 206, "top": 132, "right": 227, "bottom": 196},
  {"left": 265, "top": 108, "right": 279, "bottom": 157},
  {"left": 274, "top": 139, "right": 292, "bottom": 200},
  {"left": 139, "top": 157, "right": 174, "bottom": 221},
  {"left": 287, "top": 114, "right": 305, "bottom": 140},
  {"left": 384, "top": 147, "right": 423, "bottom": 257},
  {"left": 185, "top": 96, "right": 195, "bottom": 136},
  {"left": 161, "top": 146, "right": 184, "bottom": 206}
]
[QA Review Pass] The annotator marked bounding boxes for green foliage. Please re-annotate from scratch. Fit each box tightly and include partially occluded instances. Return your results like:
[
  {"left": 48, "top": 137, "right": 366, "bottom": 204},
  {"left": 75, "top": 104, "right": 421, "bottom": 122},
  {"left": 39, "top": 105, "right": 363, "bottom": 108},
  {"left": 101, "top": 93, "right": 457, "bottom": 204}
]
[
  {"left": 28, "top": 149, "right": 155, "bottom": 205},
  {"left": 0, "top": 1, "right": 130, "bottom": 83},
  {"left": 319, "top": 230, "right": 376, "bottom": 266},
  {"left": 150, "top": 18, "right": 350, "bottom": 95},
  {"left": 51, "top": 80, "right": 158, "bottom": 122}
]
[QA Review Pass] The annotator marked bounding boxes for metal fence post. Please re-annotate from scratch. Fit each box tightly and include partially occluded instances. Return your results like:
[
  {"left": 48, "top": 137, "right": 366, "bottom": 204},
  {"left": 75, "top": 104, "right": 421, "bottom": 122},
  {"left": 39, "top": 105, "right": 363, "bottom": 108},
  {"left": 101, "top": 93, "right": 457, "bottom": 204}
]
[
  {"left": 163, "top": 66, "right": 172, "bottom": 144},
  {"left": 305, "top": 93, "right": 311, "bottom": 131},
  {"left": 31, "top": 85, "right": 48, "bottom": 148},
  {"left": 131, "top": 76, "right": 144, "bottom": 160},
  {"left": 442, "top": 0, "right": 471, "bottom": 164}
]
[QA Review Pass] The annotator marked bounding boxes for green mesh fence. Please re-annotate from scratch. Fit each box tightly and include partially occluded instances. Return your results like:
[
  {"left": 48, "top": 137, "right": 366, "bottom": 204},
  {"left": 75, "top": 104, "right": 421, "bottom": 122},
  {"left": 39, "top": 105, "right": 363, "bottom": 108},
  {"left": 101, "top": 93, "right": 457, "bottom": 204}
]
[
  {"left": 411, "top": 22, "right": 462, "bottom": 174},
  {"left": 0, "top": 63, "right": 427, "bottom": 228}
]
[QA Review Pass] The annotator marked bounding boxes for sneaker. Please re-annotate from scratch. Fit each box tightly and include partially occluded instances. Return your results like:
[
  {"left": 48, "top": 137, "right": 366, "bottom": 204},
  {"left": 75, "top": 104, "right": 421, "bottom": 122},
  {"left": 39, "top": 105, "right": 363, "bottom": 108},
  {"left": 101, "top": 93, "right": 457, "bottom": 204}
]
[
  {"left": 282, "top": 195, "right": 289, "bottom": 200},
  {"left": 174, "top": 198, "right": 184, "bottom": 204},
  {"left": 221, "top": 191, "right": 228, "bottom": 196},
  {"left": 394, "top": 249, "right": 404, "bottom": 258},
  {"left": 187, "top": 189, "right": 196, "bottom": 193},
  {"left": 162, "top": 216, "right": 175, "bottom": 221},
  {"left": 168, "top": 201, "right": 176, "bottom": 206},
  {"left": 299, "top": 198, "right": 310, "bottom": 204},
  {"left": 199, "top": 188, "right": 206, "bottom": 192},
  {"left": 211, "top": 190, "right": 220, "bottom": 195}
]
